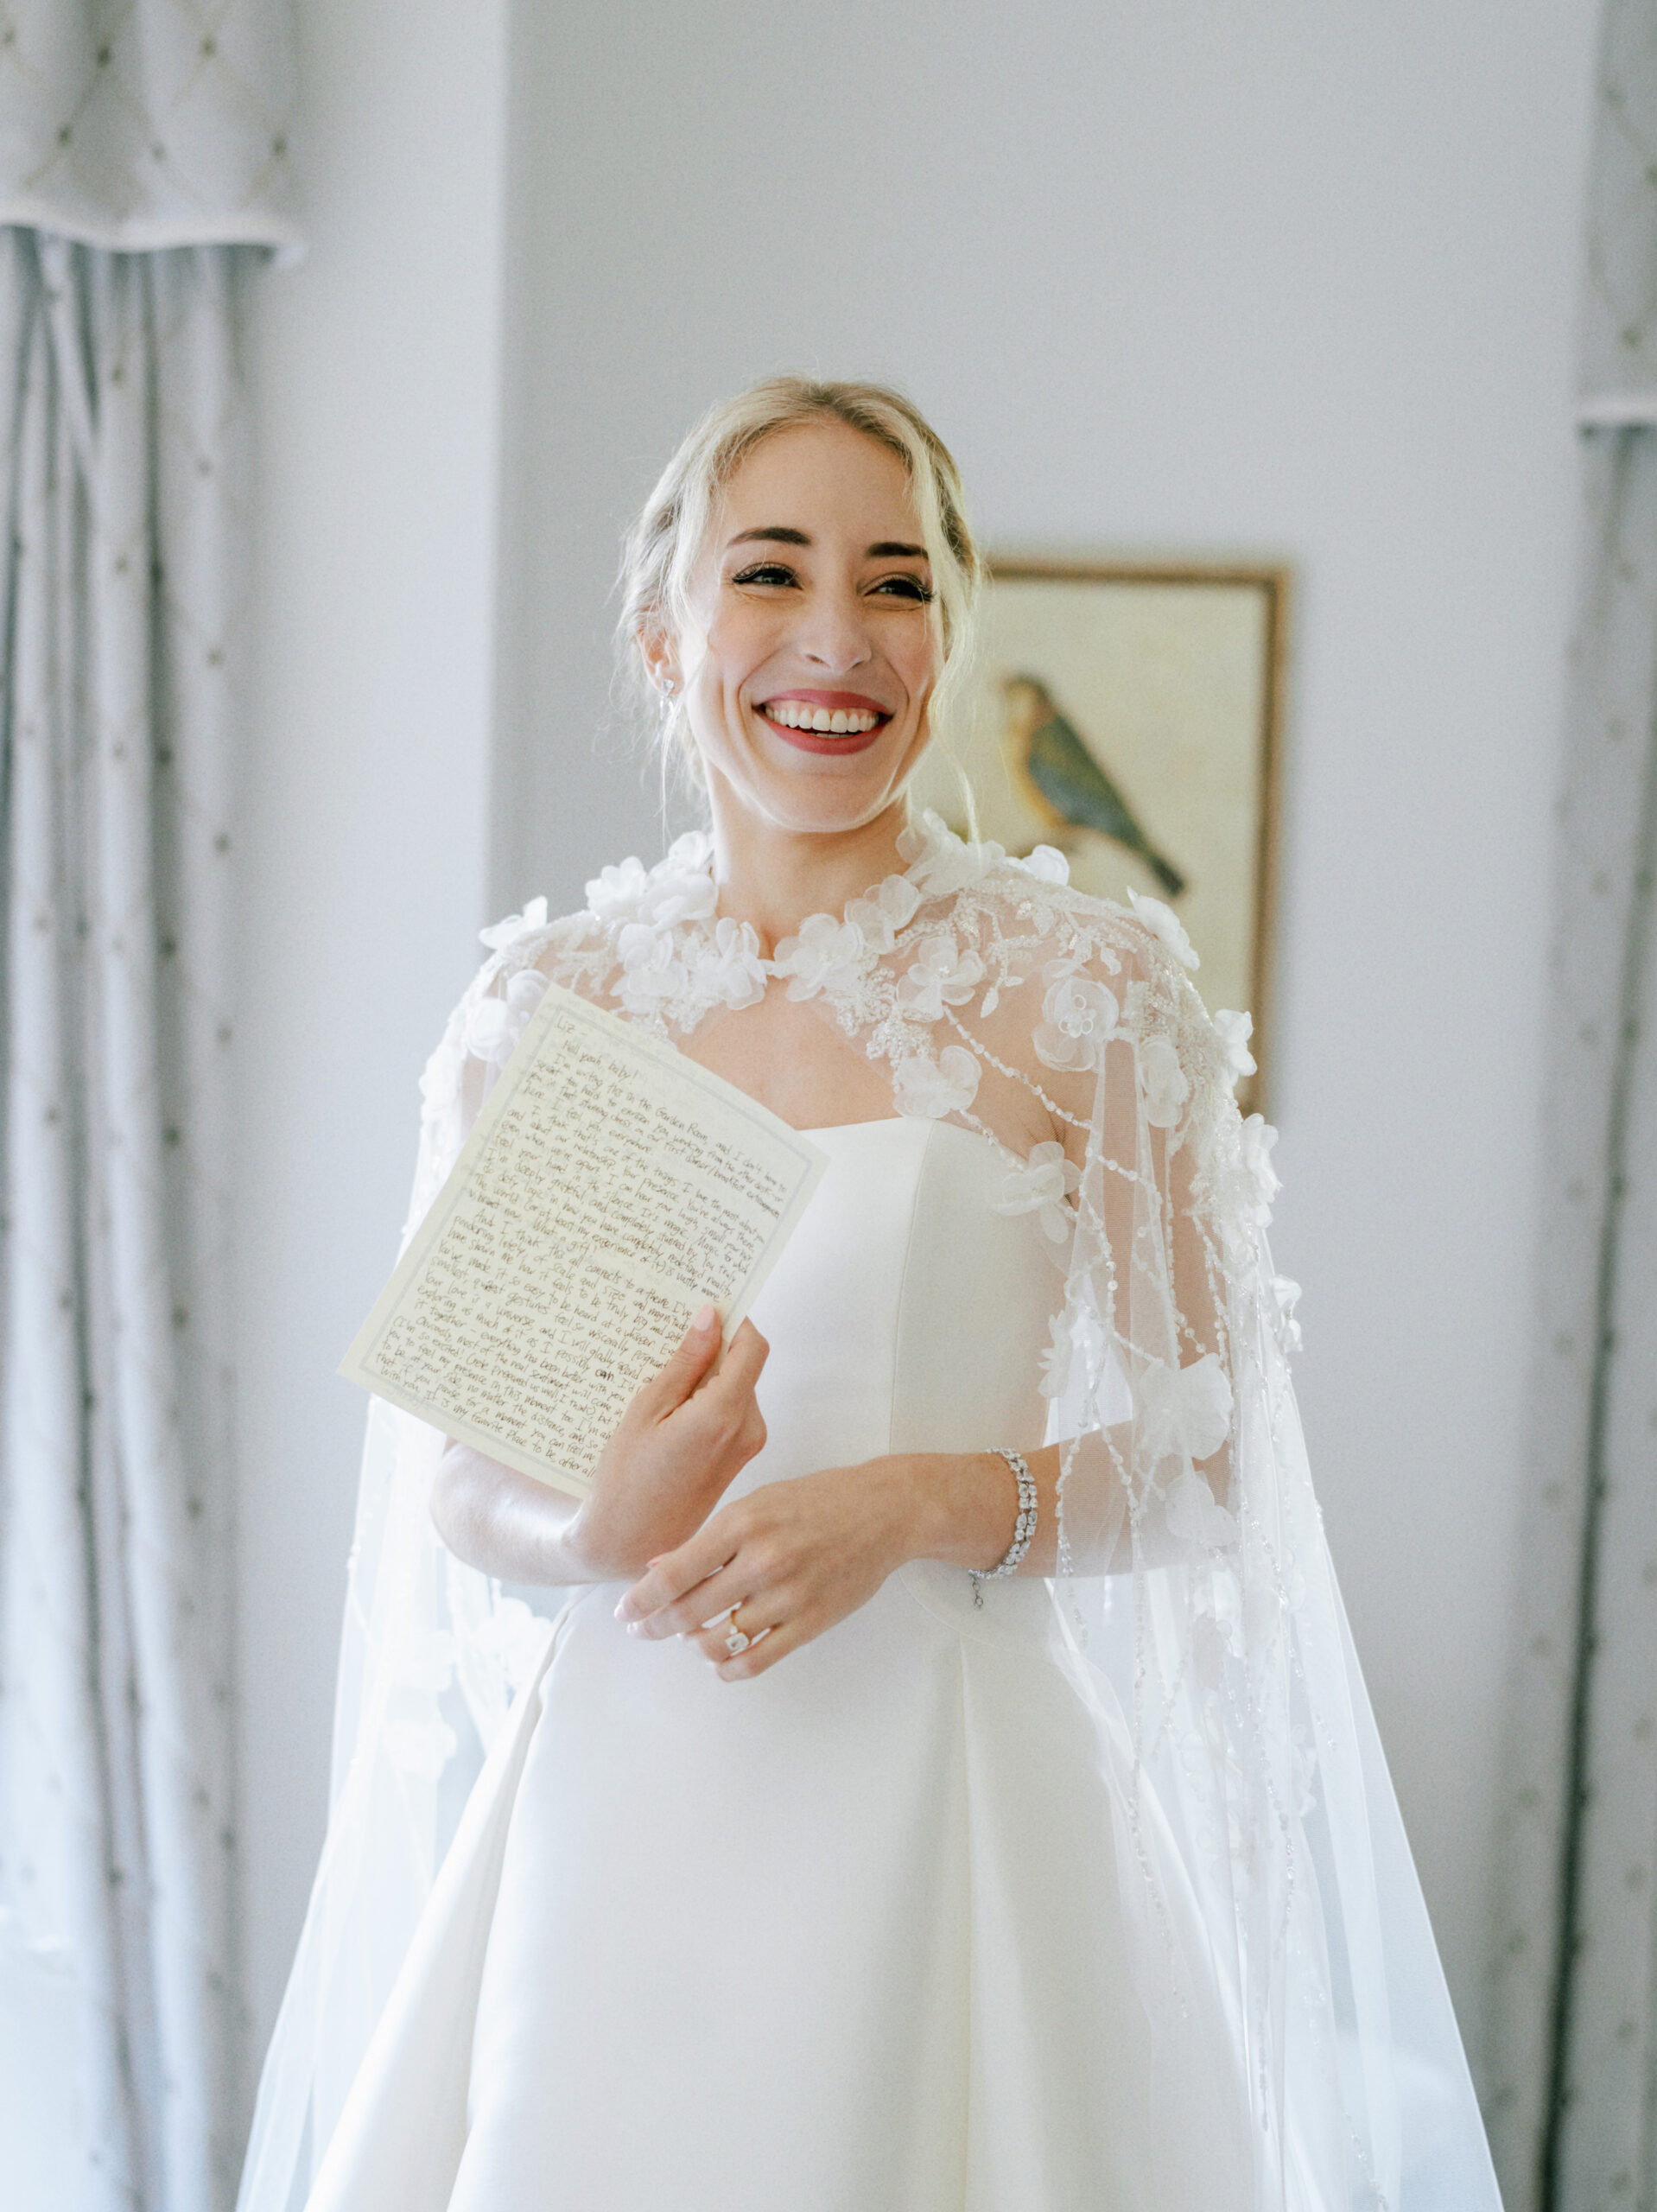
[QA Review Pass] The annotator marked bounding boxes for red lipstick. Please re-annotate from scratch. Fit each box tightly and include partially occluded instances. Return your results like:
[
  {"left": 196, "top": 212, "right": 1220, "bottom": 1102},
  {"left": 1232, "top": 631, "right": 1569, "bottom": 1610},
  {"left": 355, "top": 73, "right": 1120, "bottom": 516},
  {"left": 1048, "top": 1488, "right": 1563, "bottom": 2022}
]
[
  {"left": 755, "top": 688, "right": 895, "bottom": 755},
  {"left": 765, "top": 690, "right": 891, "bottom": 713}
]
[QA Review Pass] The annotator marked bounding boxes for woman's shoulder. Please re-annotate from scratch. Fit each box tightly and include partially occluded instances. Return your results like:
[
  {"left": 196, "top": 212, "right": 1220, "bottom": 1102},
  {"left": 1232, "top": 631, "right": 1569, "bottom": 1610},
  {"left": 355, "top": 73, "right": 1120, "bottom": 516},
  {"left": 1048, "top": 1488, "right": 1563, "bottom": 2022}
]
[
  {"left": 475, "top": 830, "right": 718, "bottom": 961},
  {"left": 477, "top": 896, "right": 611, "bottom": 977},
  {"left": 918, "top": 826, "right": 1254, "bottom": 1106},
  {"left": 917, "top": 822, "right": 1195, "bottom": 1000}
]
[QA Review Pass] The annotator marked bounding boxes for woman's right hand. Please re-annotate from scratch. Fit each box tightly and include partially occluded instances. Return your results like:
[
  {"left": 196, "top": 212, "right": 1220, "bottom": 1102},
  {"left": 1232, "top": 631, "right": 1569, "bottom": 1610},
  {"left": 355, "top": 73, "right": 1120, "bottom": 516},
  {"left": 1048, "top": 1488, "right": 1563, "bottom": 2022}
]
[
  {"left": 565, "top": 1305, "right": 771, "bottom": 1581},
  {"left": 431, "top": 1306, "right": 769, "bottom": 1587}
]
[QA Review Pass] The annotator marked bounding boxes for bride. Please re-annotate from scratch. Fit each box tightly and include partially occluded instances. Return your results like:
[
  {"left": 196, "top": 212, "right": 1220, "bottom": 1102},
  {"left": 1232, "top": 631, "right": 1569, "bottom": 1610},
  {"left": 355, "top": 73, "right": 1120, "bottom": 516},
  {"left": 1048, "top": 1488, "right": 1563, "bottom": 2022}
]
[{"left": 238, "top": 378, "right": 1501, "bottom": 2210}]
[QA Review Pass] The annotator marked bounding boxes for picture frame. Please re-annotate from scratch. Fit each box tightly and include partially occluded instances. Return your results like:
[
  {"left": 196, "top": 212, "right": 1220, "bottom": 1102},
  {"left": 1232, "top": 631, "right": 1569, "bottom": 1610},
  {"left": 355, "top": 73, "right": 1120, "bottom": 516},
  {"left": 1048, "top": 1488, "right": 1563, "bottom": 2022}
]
[{"left": 910, "top": 558, "right": 1289, "bottom": 1116}]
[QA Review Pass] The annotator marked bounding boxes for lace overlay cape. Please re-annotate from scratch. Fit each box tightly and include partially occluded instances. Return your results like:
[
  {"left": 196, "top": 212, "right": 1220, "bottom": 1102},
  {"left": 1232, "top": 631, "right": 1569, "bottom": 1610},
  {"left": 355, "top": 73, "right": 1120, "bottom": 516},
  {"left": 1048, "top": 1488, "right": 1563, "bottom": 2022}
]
[{"left": 238, "top": 817, "right": 1500, "bottom": 2212}]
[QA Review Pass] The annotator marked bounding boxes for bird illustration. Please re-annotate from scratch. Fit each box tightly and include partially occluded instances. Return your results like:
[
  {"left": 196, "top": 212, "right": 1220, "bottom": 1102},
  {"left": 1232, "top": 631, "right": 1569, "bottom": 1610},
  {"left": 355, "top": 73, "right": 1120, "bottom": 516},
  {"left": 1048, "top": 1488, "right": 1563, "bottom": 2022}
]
[{"left": 1000, "top": 673, "right": 1186, "bottom": 899}]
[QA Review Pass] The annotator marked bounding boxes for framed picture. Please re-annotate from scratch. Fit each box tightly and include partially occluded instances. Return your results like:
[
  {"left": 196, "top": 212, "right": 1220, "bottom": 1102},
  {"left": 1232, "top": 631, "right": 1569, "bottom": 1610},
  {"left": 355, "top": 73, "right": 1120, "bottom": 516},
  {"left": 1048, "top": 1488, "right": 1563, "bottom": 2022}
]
[{"left": 910, "top": 559, "right": 1288, "bottom": 1116}]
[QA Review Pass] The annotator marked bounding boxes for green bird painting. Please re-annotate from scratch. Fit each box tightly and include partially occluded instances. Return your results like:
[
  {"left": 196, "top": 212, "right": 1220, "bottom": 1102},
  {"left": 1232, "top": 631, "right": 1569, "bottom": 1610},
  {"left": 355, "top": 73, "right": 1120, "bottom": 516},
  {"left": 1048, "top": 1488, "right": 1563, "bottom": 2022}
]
[{"left": 1000, "top": 674, "right": 1186, "bottom": 899}]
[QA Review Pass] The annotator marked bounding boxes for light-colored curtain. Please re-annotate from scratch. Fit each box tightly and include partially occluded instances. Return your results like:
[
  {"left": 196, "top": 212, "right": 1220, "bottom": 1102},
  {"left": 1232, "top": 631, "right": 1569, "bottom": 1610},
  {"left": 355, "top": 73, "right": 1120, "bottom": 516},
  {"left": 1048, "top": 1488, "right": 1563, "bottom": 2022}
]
[
  {"left": 0, "top": 2, "right": 299, "bottom": 259},
  {"left": 0, "top": 6, "right": 295, "bottom": 2209},
  {"left": 1489, "top": 4, "right": 1657, "bottom": 2208},
  {"left": 0, "top": 231, "right": 245, "bottom": 2212}
]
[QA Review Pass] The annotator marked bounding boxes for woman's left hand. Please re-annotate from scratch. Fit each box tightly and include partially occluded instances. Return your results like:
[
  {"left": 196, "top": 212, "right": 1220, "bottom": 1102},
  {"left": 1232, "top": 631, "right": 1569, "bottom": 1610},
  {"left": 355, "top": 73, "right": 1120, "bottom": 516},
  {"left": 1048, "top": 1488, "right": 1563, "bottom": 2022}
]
[{"left": 613, "top": 1457, "right": 926, "bottom": 1679}]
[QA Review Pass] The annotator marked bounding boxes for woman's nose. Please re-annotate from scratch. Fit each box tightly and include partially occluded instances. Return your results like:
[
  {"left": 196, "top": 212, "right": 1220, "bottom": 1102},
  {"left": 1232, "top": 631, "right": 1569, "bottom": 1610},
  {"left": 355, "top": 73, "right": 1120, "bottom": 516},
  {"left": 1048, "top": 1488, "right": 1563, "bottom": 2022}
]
[{"left": 796, "top": 589, "right": 873, "bottom": 672}]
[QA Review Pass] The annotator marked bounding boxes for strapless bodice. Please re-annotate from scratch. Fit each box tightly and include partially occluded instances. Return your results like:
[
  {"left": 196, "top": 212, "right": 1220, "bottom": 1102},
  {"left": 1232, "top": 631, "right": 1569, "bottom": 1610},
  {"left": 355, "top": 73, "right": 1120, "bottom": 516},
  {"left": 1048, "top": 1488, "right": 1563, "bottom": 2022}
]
[{"left": 734, "top": 1116, "right": 1057, "bottom": 1489}]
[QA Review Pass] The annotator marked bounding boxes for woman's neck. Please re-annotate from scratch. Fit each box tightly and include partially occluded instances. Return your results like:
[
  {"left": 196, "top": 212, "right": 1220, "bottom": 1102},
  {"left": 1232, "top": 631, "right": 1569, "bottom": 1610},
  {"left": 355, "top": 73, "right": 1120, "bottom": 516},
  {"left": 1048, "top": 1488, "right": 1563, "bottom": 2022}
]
[{"left": 706, "top": 787, "right": 910, "bottom": 956}]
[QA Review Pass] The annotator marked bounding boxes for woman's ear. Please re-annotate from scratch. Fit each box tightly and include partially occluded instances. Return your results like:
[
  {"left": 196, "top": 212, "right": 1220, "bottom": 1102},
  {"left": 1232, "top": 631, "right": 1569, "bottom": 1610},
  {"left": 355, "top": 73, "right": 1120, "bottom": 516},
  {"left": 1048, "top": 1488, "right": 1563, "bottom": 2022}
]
[{"left": 638, "top": 625, "right": 679, "bottom": 699}]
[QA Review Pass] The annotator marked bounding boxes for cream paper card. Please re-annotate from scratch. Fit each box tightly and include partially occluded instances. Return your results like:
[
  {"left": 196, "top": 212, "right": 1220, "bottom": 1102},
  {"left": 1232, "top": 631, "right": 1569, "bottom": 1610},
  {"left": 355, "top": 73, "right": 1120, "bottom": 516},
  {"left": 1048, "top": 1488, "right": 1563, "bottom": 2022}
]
[{"left": 341, "top": 982, "right": 828, "bottom": 1498}]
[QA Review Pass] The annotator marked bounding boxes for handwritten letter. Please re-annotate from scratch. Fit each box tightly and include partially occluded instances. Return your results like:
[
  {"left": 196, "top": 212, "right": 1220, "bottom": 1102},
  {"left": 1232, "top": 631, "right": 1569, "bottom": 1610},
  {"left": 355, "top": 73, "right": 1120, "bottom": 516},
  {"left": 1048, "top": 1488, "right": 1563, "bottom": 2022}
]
[{"left": 341, "top": 985, "right": 827, "bottom": 1496}]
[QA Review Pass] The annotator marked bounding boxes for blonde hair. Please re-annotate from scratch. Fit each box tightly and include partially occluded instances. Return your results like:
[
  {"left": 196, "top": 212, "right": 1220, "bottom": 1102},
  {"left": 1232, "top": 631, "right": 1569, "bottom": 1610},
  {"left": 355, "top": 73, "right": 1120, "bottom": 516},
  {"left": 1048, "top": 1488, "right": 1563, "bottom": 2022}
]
[{"left": 617, "top": 377, "right": 983, "bottom": 798}]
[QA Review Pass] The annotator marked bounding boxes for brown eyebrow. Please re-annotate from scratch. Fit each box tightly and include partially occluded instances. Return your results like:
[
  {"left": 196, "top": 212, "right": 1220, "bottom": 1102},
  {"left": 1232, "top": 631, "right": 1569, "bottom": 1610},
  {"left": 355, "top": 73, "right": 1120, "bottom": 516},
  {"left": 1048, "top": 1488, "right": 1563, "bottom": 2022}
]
[
  {"left": 725, "top": 526, "right": 930, "bottom": 560},
  {"left": 727, "top": 526, "right": 810, "bottom": 549}
]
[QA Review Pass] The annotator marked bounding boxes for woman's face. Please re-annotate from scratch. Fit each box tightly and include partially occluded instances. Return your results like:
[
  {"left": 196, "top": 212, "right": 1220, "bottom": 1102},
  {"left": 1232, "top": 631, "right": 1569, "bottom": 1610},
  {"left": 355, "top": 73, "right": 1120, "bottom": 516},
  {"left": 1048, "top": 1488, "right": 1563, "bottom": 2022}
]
[{"left": 663, "top": 421, "right": 941, "bottom": 838}]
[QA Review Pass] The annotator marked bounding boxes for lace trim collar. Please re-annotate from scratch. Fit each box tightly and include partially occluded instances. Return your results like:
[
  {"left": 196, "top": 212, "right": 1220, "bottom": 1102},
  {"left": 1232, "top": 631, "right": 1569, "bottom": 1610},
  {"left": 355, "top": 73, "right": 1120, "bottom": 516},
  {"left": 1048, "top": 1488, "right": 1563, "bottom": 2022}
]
[
  {"left": 601, "top": 809, "right": 1068, "bottom": 965},
  {"left": 486, "top": 810, "right": 1067, "bottom": 975},
  {"left": 477, "top": 810, "right": 1220, "bottom": 1048}
]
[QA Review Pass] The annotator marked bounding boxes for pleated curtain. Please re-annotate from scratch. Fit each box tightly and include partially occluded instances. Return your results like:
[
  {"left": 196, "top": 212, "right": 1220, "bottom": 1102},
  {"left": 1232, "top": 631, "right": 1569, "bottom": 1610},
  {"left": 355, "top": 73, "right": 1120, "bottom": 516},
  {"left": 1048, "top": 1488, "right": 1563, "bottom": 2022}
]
[
  {"left": 1489, "top": 4, "right": 1657, "bottom": 2208},
  {"left": 0, "top": 9, "right": 297, "bottom": 2210}
]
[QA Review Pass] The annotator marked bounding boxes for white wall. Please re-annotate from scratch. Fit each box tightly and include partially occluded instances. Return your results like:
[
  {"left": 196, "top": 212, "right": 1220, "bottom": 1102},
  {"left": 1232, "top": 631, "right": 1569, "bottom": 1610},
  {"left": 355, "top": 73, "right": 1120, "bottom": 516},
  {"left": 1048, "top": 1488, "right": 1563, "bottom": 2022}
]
[
  {"left": 492, "top": 0, "right": 1602, "bottom": 2069},
  {"left": 233, "top": 0, "right": 507, "bottom": 2096}
]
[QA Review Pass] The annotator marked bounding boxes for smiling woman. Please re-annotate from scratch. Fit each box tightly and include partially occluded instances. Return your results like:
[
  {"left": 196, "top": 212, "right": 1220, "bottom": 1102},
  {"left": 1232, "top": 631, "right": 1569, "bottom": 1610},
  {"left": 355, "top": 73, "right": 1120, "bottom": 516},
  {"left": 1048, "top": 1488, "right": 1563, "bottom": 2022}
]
[
  {"left": 650, "top": 420, "right": 946, "bottom": 850},
  {"left": 238, "top": 378, "right": 1502, "bottom": 2212},
  {"left": 621, "top": 378, "right": 980, "bottom": 791}
]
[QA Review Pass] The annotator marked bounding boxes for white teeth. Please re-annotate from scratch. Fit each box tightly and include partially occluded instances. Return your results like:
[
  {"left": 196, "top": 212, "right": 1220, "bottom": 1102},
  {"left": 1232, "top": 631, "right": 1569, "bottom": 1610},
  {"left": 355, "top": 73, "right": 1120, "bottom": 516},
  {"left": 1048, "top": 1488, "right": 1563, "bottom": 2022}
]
[{"left": 763, "top": 702, "right": 883, "bottom": 734}]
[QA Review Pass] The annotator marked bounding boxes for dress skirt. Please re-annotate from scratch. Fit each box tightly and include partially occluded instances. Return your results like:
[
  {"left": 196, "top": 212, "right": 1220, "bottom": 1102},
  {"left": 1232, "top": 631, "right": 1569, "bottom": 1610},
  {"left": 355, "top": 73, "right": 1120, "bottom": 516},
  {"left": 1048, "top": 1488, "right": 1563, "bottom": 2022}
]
[{"left": 306, "top": 1122, "right": 1254, "bottom": 2212}]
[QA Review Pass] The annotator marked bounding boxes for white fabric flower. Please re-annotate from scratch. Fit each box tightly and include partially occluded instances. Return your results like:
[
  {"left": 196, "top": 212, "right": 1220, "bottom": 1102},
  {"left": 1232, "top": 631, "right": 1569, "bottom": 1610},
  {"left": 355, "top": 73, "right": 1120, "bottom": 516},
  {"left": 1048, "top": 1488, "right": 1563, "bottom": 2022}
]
[
  {"left": 893, "top": 1045, "right": 980, "bottom": 1119},
  {"left": 463, "top": 995, "right": 516, "bottom": 1065},
  {"left": 994, "top": 1140, "right": 1080, "bottom": 1243},
  {"left": 898, "top": 936, "right": 986, "bottom": 1021},
  {"left": 659, "top": 828, "right": 713, "bottom": 876},
  {"left": 895, "top": 808, "right": 954, "bottom": 871},
  {"left": 1038, "top": 1308, "right": 1076, "bottom": 1399},
  {"left": 586, "top": 839, "right": 716, "bottom": 931},
  {"left": 1138, "top": 1033, "right": 1190, "bottom": 1129},
  {"left": 585, "top": 855, "right": 653, "bottom": 925},
  {"left": 1273, "top": 1274, "right": 1304, "bottom": 1355},
  {"left": 479, "top": 895, "right": 549, "bottom": 951},
  {"left": 1040, "top": 1305, "right": 1129, "bottom": 1433},
  {"left": 689, "top": 917, "right": 768, "bottom": 1011},
  {"left": 1237, "top": 1113, "right": 1279, "bottom": 1221},
  {"left": 843, "top": 874, "right": 921, "bottom": 952},
  {"left": 1089, "top": 1336, "right": 1135, "bottom": 1429},
  {"left": 1213, "top": 1008, "right": 1257, "bottom": 1084},
  {"left": 1033, "top": 957, "right": 1119, "bottom": 1072},
  {"left": 614, "top": 923, "right": 684, "bottom": 1017},
  {"left": 772, "top": 912, "right": 867, "bottom": 1000},
  {"left": 1212, "top": 1112, "right": 1280, "bottom": 1257},
  {"left": 898, "top": 809, "right": 1005, "bottom": 898},
  {"left": 638, "top": 835, "right": 719, "bottom": 928},
  {"left": 1015, "top": 843, "right": 1070, "bottom": 885},
  {"left": 1127, "top": 887, "right": 1199, "bottom": 970},
  {"left": 506, "top": 968, "right": 548, "bottom": 1017},
  {"left": 1165, "top": 1469, "right": 1239, "bottom": 1549},
  {"left": 1138, "top": 1351, "right": 1234, "bottom": 1465},
  {"left": 463, "top": 968, "right": 549, "bottom": 1065}
]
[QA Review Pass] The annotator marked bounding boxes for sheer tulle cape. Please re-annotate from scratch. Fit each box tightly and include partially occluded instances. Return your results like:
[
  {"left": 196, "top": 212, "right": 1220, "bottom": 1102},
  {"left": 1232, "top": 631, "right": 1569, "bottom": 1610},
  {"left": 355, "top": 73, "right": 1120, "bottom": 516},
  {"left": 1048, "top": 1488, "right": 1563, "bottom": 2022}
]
[{"left": 237, "top": 818, "right": 1500, "bottom": 2212}]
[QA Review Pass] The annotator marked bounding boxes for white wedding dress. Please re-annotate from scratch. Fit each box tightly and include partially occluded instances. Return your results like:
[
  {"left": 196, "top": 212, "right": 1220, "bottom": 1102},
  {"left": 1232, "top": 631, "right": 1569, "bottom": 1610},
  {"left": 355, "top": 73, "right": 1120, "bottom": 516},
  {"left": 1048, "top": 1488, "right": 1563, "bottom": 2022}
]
[
  {"left": 242, "top": 822, "right": 1504, "bottom": 2212},
  {"left": 307, "top": 1116, "right": 1253, "bottom": 2212}
]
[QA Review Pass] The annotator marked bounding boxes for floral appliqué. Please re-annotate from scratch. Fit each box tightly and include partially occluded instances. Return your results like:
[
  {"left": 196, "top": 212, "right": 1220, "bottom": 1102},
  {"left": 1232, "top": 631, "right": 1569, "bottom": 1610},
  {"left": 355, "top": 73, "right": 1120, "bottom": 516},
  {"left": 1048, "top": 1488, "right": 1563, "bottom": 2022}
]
[
  {"left": 898, "top": 935, "right": 986, "bottom": 1022},
  {"left": 994, "top": 1140, "right": 1081, "bottom": 1245},
  {"left": 1034, "top": 957, "right": 1119, "bottom": 1072}
]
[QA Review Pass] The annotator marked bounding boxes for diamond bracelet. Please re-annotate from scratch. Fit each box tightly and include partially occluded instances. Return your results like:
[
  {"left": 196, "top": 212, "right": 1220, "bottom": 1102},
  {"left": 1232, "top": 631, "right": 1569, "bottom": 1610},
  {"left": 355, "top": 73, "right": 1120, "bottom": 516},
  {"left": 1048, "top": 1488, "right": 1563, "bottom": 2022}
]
[{"left": 969, "top": 1448, "right": 1038, "bottom": 1608}]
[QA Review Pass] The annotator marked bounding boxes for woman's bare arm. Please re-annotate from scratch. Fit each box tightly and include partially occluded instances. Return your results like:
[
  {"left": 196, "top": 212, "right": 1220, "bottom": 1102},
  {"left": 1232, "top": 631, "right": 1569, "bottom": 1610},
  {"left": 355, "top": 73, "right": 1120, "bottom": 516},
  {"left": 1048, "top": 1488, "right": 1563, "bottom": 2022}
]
[{"left": 429, "top": 1309, "right": 770, "bottom": 1586}]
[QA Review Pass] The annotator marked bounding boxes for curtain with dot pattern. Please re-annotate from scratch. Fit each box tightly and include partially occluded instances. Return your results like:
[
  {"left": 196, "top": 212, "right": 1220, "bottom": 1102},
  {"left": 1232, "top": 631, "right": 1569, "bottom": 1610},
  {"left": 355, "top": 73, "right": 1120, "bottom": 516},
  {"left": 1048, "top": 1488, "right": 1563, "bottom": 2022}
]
[
  {"left": 0, "top": 227, "right": 245, "bottom": 2212},
  {"left": 1489, "top": 3, "right": 1657, "bottom": 2207},
  {"left": 0, "top": 1, "right": 300, "bottom": 260},
  {"left": 0, "top": 6, "right": 295, "bottom": 2209}
]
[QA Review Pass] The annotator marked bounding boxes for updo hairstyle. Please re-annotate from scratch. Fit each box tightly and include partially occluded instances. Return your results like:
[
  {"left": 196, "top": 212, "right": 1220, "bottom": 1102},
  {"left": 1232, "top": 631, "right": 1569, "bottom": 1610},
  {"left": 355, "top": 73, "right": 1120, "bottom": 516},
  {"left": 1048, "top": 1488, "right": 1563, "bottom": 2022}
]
[{"left": 617, "top": 376, "right": 984, "bottom": 786}]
